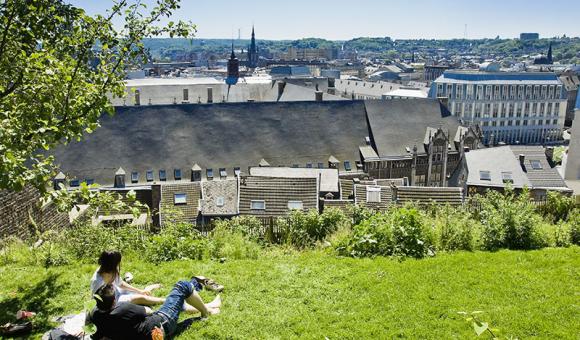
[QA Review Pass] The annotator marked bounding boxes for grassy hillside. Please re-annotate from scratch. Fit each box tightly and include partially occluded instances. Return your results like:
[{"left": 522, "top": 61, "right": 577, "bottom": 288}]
[{"left": 1, "top": 247, "right": 578, "bottom": 339}]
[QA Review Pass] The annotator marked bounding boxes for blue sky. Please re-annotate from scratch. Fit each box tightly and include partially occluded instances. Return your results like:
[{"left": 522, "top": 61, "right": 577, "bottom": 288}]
[{"left": 68, "top": 0, "right": 580, "bottom": 40}]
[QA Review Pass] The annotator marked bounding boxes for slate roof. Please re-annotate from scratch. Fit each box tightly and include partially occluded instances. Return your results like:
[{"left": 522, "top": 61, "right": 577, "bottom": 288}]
[
  {"left": 200, "top": 179, "right": 238, "bottom": 216},
  {"left": 509, "top": 146, "right": 569, "bottom": 190},
  {"left": 395, "top": 186, "right": 464, "bottom": 205},
  {"left": 364, "top": 99, "right": 461, "bottom": 158},
  {"left": 238, "top": 176, "right": 319, "bottom": 217},
  {"left": 111, "top": 80, "right": 345, "bottom": 106},
  {"left": 50, "top": 101, "right": 370, "bottom": 185},
  {"left": 465, "top": 147, "right": 531, "bottom": 188},
  {"left": 249, "top": 167, "right": 339, "bottom": 193}
]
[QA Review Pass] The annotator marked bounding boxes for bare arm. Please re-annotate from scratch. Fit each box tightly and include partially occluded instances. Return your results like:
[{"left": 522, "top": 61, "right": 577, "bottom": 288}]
[{"left": 119, "top": 280, "right": 148, "bottom": 295}]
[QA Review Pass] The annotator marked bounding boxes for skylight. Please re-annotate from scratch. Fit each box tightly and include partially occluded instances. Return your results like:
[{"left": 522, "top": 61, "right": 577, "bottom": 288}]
[
  {"left": 174, "top": 169, "right": 182, "bottom": 180},
  {"left": 306, "top": 163, "right": 313, "bottom": 168},
  {"left": 206, "top": 168, "right": 213, "bottom": 179},
  {"left": 219, "top": 168, "right": 227, "bottom": 178},
  {"left": 146, "top": 170, "right": 154, "bottom": 182},
  {"left": 69, "top": 179, "right": 80, "bottom": 187},
  {"left": 85, "top": 179, "right": 94, "bottom": 185},
  {"left": 174, "top": 193, "right": 186, "bottom": 205},
  {"left": 317, "top": 162, "right": 324, "bottom": 169},
  {"left": 501, "top": 171, "right": 514, "bottom": 183},
  {"left": 234, "top": 167, "right": 241, "bottom": 176},
  {"left": 131, "top": 171, "right": 139, "bottom": 183},
  {"left": 479, "top": 170, "right": 491, "bottom": 181},
  {"left": 159, "top": 169, "right": 167, "bottom": 181},
  {"left": 530, "top": 160, "right": 543, "bottom": 170}
]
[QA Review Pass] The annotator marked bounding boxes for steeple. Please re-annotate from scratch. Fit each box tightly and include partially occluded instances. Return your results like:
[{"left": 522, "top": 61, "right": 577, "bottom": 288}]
[
  {"left": 226, "top": 40, "right": 239, "bottom": 85},
  {"left": 547, "top": 42, "right": 553, "bottom": 64},
  {"left": 247, "top": 25, "right": 258, "bottom": 69}
]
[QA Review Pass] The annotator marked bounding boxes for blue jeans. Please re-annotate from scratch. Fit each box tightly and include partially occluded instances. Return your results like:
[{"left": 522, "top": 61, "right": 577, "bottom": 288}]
[{"left": 155, "top": 279, "right": 202, "bottom": 336}]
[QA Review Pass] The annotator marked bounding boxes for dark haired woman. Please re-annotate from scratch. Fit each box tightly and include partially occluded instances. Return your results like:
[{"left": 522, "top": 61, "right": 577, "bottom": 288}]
[{"left": 89, "top": 251, "right": 166, "bottom": 306}]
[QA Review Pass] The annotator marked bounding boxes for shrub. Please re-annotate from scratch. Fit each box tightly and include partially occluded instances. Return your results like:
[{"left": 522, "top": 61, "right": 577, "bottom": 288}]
[
  {"left": 433, "top": 205, "right": 480, "bottom": 252},
  {"left": 213, "top": 216, "right": 263, "bottom": 242},
  {"left": 337, "top": 206, "right": 433, "bottom": 259},
  {"left": 539, "top": 192, "right": 577, "bottom": 223},
  {"left": 145, "top": 222, "right": 207, "bottom": 263},
  {"left": 208, "top": 225, "right": 260, "bottom": 260},
  {"left": 569, "top": 209, "right": 580, "bottom": 245},
  {"left": 477, "top": 188, "right": 545, "bottom": 250}
]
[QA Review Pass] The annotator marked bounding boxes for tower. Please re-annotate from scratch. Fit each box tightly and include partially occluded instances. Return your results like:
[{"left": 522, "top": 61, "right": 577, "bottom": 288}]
[
  {"left": 547, "top": 42, "right": 553, "bottom": 64},
  {"left": 226, "top": 42, "right": 240, "bottom": 85},
  {"left": 247, "top": 25, "right": 258, "bottom": 69}
]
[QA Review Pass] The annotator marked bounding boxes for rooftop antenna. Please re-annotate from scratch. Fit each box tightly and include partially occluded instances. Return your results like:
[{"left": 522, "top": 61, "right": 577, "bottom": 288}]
[
  {"left": 464, "top": 24, "right": 467, "bottom": 40},
  {"left": 238, "top": 28, "right": 241, "bottom": 40}
]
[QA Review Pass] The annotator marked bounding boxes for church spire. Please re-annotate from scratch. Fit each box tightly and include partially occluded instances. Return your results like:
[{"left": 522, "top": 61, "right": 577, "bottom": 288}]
[{"left": 547, "top": 42, "right": 553, "bottom": 64}]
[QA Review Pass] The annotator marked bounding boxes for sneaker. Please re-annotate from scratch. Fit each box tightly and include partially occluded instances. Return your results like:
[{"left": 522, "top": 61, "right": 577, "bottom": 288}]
[
  {"left": 0, "top": 322, "right": 32, "bottom": 337},
  {"left": 192, "top": 276, "right": 224, "bottom": 293}
]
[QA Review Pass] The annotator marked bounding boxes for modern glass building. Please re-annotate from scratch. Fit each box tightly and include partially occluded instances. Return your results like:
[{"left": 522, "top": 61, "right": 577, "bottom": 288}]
[{"left": 429, "top": 71, "right": 567, "bottom": 145}]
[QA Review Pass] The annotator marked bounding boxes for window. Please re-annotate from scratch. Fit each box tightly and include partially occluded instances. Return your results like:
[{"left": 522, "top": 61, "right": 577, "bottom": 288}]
[
  {"left": 288, "top": 201, "right": 303, "bottom": 210},
  {"left": 174, "top": 193, "right": 187, "bottom": 205},
  {"left": 131, "top": 171, "right": 139, "bottom": 183},
  {"left": 344, "top": 161, "right": 352, "bottom": 171},
  {"left": 174, "top": 169, "right": 182, "bottom": 180},
  {"left": 234, "top": 167, "right": 241, "bottom": 176},
  {"left": 85, "top": 179, "right": 94, "bottom": 185},
  {"left": 183, "top": 88, "right": 189, "bottom": 101},
  {"left": 206, "top": 168, "right": 213, "bottom": 179},
  {"left": 479, "top": 170, "right": 491, "bottom": 181},
  {"left": 250, "top": 200, "right": 265, "bottom": 210},
  {"left": 134, "top": 89, "right": 140, "bottom": 106},
  {"left": 306, "top": 163, "right": 313, "bottom": 168},
  {"left": 216, "top": 197, "right": 225, "bottom": 207},
  {"left": 530, "top": 160, "right": 543, "bottom": 170},
  {"left": 159, "top": 169, "right": 167, "bottom": 181},
  {"left": 70, "top": 179, "right": 80, "bottom": 187},
  {"left": 501, "top": 172, "right": 513, "bottom": 183},
  {"left": 146, "top": 170, "right": 154, "bottom": 182},
  {"left": 317, "top": 162, "right": 324, "bottom": 169},
  {"left": 366, "top": 186, "right": 381, "bottom": 203},
  {"left": 219, "top": 168, "right": 227, "bottom": 178}
]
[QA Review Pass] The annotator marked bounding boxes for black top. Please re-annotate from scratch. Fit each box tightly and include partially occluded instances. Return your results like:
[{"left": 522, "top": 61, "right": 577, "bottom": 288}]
[{"left": 90, "top": 303, "right": 164, "bottom": 340}]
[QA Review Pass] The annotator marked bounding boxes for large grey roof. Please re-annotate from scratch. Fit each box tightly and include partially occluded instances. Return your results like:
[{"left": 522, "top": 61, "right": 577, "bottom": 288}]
[
  {"left": 510, "top": 145, "right": 569, "bottom": 189},
  {"left": 365, "top": 99, "right": 461, "bottom": 158},
  {"left": 51, "top": 101, "right": 370, "bottom": 185},
  {"left": 249, "top": 167, "right": 339, "bottom": 193},
  {"left": 465, "top": 146, "right": 531, "bottom": 188}
]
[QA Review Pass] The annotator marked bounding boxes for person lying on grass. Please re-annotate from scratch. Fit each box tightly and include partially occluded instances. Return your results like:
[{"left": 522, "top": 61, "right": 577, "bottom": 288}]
[
  {"left": 89, "top": 280, "right": 221, "bottom": 339},
  {"left": 91, "top": 250, "right": 204, "bottom": 313}
]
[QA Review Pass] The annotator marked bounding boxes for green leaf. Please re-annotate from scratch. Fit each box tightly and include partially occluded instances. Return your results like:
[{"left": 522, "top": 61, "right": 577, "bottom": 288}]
[{"left": 473, "top": 322, "right": 489, "bottom": 336}]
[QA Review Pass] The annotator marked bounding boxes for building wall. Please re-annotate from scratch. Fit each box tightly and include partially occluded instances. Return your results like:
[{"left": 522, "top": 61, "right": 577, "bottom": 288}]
[
  {"left": 432, "top": 78, "right": 567, "bottom": 144},
  {"left": 158, "top": 183, "right": 201, "bottom": 225},
  {"left": 0, "top": 186, "right": 70, "bottom": 239}
]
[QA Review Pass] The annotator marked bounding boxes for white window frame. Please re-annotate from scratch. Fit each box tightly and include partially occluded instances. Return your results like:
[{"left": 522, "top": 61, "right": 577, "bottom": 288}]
[
  {"left": 216, "top": 197, "right": 225, "bottom": 207},
  {"left": 174, "top": 193, "right": 187, "bottom": 205},
  {"left": 287, "top": 201, "right": 303, "bottom": 210},
  {"left": 250, "top": 200, "right": 266, "bottom": 210},
  {"left": 366, "top": 186, "right": 381, "bottom": 203}
]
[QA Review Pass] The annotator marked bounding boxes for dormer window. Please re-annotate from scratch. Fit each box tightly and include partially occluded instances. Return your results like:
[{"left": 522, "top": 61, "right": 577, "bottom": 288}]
[
  {"left": 206, "top": 168, "right": 213, "bottom": 180},
  {"left": 146, "top": 170, "right": 154, "bottom": 182},
  {"left": 69, "top": 179, "right": 80, "bottom": 187},
  {"left": 174, "top": 169, "right": 182, "bottom": 180},
  {"left": 306, "top": 163, "right": 313, "bottom": 168},
  {"left": 131, "top": 171, "right": 139, "bottom": 183},
  {"left": 219, "top": 168, "right": 227, "bottom": 178},
  {"left": 317, "top": 163, "right": 324, "bottom": 169},
  {"left": 159, "top": 169, "right": 167, "bottom": 181},
  {"left": 234, "top": 167, "right": 241, "bottom": 177},
  {"left": 85, "top": 179, "right": 94, "bottom": 185},
  {"left": 479, "top": 170, "right": 491, "bottom": 181},
  {"left": 344, "top": 161, "right": 352, "bottom": 171}
]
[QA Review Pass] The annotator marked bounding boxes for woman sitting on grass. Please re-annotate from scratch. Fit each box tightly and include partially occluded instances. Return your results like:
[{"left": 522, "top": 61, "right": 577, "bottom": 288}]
[{"left": 90, "top": 250, "right": 208, "bottom": 313}]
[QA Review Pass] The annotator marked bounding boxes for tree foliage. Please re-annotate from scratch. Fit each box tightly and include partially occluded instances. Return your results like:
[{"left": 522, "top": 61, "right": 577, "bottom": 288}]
[{"left": 0, "top": 0, "right": 195, "bottom": 192}]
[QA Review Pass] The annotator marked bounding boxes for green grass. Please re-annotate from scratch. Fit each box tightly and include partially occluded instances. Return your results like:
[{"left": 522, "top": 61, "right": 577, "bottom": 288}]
[{"left": 1, "top": 247, "right": 579, "bottom": 339}]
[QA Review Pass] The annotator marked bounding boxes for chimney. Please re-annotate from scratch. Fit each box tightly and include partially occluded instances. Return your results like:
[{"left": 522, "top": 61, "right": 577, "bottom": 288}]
[
  {"left": 191, "top": 164, "right": 202, "bottom": 182},
  {"left": 134, "top": 89, "right": 140, "bottom": 106},
  {"left": 207, "top": 87, "right": 213, "bottom": 103},
  {"left": 114, "top": 167, "right": 126, "bottom": 188},
  {"left": 315, "top": 91, "right": 323, "bottom": 102},
  {"left": 277, "top": 81, "right": 286, "bottom": 97},
  {"left": 53, "top": 172, "right": 66, "bottom": 190},
  {"left": 519, "top": 154, "right": 525, "bottom": 167},
  {"left": 545, "top": 146, "right": 554, "bottom": 162},
  {"left": 328, "top": 77, "right": 335, "bottom": 89}
]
